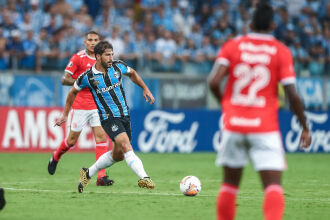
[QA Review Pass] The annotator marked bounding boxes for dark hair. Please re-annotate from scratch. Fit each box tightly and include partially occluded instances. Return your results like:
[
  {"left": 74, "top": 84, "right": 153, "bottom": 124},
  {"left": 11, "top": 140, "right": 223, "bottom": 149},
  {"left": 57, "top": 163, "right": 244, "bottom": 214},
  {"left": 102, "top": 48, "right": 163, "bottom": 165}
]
[
  {"left": 252, "top": 3, "right": 274, "bottom": 31},
  {"left": 94, "top": 41, "right": 113, "bottom": 56},
  {"left": 84, "top": 30, "right": 100, "bottom": 38}
]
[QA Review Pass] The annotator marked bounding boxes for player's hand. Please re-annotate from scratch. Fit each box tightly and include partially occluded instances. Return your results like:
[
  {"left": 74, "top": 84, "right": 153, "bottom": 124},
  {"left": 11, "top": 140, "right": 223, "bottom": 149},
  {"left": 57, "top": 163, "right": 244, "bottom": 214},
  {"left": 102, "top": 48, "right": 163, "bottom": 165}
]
[
  {"left": 54, "top": 115, "right": 67, "bottom": 127},
  {"left": 300, "top": 129, "right": 311, "bottom": 149},
  {"left": 143, "top": 90, "right": 155, "bottom": 105}
]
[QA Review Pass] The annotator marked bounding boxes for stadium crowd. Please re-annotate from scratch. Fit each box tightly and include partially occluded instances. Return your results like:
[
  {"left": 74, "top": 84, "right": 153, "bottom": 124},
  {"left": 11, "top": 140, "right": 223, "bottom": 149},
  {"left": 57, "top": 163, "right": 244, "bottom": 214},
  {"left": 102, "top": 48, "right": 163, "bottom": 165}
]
[{"left": 0, "top": 0, "right": 329, "bottom": 75}]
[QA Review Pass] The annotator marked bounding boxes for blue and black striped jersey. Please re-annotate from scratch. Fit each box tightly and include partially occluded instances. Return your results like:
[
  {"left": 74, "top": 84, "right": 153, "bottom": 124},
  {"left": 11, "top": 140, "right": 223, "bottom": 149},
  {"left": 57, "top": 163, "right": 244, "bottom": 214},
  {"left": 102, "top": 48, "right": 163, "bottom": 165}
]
[{"left": 74, "top": 60, "right": 131, "bottom": 120}]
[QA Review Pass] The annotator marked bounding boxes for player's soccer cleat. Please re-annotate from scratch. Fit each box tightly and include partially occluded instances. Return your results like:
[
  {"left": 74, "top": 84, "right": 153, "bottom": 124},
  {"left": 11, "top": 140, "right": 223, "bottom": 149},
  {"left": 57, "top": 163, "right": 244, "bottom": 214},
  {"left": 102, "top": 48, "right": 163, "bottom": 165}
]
[
  {"left": 96, "top": 176, "right": 114, "bottom": 186},
  {"left": 138, "top": 177, "right": 155, "bottom": 189},
  {"left": 78, "top": 168, "right": 90, "bottom": 193},
  {"left": 48, "top": 155, "right": 58, "bottom": 175}
]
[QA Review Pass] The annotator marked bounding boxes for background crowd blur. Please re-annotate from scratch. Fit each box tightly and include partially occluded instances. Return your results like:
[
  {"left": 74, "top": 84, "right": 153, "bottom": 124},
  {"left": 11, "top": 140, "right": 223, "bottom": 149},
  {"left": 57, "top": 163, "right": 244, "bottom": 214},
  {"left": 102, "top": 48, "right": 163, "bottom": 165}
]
[{"left": 0, "top": 0, "right": 329, "bottom": 76}]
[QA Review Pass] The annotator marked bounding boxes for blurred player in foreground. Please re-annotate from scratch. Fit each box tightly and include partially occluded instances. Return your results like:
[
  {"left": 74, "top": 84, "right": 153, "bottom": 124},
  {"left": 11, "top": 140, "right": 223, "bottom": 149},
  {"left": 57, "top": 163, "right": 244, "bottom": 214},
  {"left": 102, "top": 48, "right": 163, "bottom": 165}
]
[
  {"left": 0, "top": 188, "right": 5, "bottom": 210},
  {"left": 55, "top": 41, "right": 155, "bottom": 193},
  {"left": 48, "top": 31, "right": 114, "bottom": 186},
  {"left": 208, "top": 3, "right": 311, "bottom": 220}
]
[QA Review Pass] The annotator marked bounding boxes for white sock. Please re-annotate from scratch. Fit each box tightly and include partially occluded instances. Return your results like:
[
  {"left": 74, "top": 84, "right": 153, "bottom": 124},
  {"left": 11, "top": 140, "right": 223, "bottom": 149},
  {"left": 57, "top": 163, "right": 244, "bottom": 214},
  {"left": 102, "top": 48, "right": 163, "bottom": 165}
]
[
  {"left": 124, "top": 150, "right": 148, "bottom": 179},
  {"left": 89, "top": 151, "right": 116, "bottom": 177}
]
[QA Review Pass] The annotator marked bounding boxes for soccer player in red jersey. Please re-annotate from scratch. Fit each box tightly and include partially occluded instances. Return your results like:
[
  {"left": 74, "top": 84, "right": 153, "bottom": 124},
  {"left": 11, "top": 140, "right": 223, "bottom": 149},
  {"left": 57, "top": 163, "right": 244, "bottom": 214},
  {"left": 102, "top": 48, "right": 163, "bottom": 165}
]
[
  {"left": 48, "top": 31, "right": 114, "bottom": 186},
  {"left": 208, "top": 3, "right": 311, "bottom": 220}
]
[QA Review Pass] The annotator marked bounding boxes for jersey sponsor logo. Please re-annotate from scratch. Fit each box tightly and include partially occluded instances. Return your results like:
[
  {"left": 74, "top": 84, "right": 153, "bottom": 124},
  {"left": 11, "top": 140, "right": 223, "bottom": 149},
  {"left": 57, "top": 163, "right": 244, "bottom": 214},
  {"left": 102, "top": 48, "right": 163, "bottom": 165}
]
[
  {"left": 111, "top": 124, "right": 118, "bottom": 132},
  {"left": 67, "top": 61, "right": 73, "bottom": 67},
  {"left": 96, "top": 82, "right": 121, "bottom": 94},
  {"left": 239, "top": 42, "right": 277, "bottom": 54},
  {"left": 240, "top": 52, "right": 270, "bottom": 64}
]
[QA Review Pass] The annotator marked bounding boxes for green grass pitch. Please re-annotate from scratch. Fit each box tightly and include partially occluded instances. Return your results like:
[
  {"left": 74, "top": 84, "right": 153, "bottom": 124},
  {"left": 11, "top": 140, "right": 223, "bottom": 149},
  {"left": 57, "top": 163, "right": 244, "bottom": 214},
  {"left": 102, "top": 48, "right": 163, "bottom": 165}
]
[{"left": 0, "top": 153, "right": 329, "bottom": 220}]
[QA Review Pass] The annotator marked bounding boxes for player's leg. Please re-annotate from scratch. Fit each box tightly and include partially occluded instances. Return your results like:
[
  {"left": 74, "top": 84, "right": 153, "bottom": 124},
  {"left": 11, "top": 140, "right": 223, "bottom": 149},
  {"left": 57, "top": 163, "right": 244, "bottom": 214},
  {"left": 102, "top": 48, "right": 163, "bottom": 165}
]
[
  {"left": 91, "top": 125, "right": 114, "bottom": 186},
  {"left": 48, "top": 110, "right": 85, "bottom": 175},
  {"left": 113, "top": 132, "right": 154, "bottom": 189},
  {"left": 48, "top": 130, "right": 81, "bottom": 175},
  {"left": 217, "top": 167, "right": 242, "bottom": 220},
  {"left": 215, "top": 131, "right": 248, "bottom": 220},
  {"left": 248, "top": 132, "right": 285, "bottom": 220}
]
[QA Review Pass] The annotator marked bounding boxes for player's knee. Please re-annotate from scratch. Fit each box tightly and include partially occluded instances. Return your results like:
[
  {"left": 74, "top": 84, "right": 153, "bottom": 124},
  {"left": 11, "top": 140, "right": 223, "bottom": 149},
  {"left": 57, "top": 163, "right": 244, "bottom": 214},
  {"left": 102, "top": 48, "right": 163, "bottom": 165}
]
[
  {"left": 118, "top": 142, "right": 132, "bottom": 152},
  {"left": 94, "top": 133, "right": 107, "bottom": 142},
  {"left": 67, "top": 136, "right": 77, "bottom": 147},
  {"left": 112, "top": 150, "right": 124, "bottom": 161}
]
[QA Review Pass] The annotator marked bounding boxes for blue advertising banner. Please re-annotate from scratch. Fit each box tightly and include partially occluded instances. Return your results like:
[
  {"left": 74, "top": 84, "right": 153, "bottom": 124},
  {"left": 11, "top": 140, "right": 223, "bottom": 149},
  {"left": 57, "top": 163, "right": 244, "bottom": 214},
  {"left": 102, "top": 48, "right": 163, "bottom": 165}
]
[
  {"left": 130, "top": 110, "right": 330, "bottom": 153},
  {"left": 296, "top": 78, "right": 324, "bottom": 108},
  {"left": 9, "top": 75, "right": 56, "bottom": 106}
]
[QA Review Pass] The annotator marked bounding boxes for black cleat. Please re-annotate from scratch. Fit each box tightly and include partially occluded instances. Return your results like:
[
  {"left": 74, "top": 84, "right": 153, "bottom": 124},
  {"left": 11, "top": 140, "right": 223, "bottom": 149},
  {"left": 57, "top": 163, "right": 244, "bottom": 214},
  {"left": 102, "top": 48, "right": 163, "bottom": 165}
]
[
  {"left": 97, "top": 176, "right": 114, "bottom": 186},
  {"left": 48, "top": 156, "right": 58, "bottom": 175},
  {"left": 78, "top": 168, "right": 91, "bottom": 193},
  {"left": 0, "top": 188, "right": 5, "bottom": 210}
]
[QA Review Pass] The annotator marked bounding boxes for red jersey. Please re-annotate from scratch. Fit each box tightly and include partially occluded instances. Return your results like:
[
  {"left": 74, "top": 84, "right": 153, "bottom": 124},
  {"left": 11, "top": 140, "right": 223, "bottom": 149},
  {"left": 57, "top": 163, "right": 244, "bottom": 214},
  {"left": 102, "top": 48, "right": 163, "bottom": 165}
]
[
  {"left": 65, "top": 50, "right": 96, "bottom": 110},
  {"left": 216, "top": 33, "right": 296, "bottom": 133}
]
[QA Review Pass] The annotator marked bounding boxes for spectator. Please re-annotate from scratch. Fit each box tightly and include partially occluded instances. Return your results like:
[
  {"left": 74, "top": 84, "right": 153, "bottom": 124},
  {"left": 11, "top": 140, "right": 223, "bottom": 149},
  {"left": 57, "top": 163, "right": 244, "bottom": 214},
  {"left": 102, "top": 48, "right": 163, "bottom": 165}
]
[
  {"left": 0, "top": 10, "right": 18, "bottom": 38},
  {"left": 21, "top": 29, "right": 37, "bottom": 69},
  {"left": 290, "top": 37, "right": 309, "bottom": 76},
  {"left": 35, "top": 28, "right": 51, "bottom": 72},
  {"left": 308, "top": 40, "right": 326, "bottom": 76},
  {"left": 6, "top": 29, "right": 24, "bottom": 69},
  {"left": 154, "top": 30, "right": 178, "bottom": 72},
  {"left": 105, "top": 26, "right": 124, "bottom": 59},
  {"left": 120, "top": 31, "right": 138, "bottom": 69},
  {"left": 173, "top": 1, "right": 195, "bottom": 36},
  {"left": 0, "top": 27, "right": 8, "bottom": 70}
]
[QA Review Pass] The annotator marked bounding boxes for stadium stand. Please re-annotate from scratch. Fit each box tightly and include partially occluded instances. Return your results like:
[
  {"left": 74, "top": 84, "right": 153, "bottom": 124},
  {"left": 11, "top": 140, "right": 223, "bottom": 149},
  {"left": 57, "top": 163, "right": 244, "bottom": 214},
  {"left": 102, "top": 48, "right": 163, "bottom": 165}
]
[{"left": 0, "top": 0, "right": 329, "bottom": 75}]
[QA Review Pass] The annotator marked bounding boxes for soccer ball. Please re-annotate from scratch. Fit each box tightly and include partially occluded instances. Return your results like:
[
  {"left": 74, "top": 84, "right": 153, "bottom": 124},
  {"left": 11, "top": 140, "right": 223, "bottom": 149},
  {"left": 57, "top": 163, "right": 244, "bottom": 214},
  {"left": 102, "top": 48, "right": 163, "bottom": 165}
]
[{"left": 180, "top": 176, "right": 201, "bottom": 196}]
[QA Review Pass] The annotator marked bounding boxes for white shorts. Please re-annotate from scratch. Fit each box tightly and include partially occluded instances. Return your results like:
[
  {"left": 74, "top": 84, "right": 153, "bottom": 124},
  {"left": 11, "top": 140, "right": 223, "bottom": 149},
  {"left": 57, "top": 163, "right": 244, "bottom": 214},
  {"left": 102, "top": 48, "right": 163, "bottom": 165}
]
[
  {"left": 67, "top": 109, "right": 101, "bottom": 132},
  {"left": 215, "top": 130, "right": 286, "bottom": 171}
]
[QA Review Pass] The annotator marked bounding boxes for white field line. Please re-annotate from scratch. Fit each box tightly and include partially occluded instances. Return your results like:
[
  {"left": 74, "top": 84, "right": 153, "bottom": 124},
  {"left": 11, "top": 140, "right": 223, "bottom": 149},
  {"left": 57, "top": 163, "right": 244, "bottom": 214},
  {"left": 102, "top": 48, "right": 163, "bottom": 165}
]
[{"left": 3, "top": 187, "right": 330, "bottom": 202}]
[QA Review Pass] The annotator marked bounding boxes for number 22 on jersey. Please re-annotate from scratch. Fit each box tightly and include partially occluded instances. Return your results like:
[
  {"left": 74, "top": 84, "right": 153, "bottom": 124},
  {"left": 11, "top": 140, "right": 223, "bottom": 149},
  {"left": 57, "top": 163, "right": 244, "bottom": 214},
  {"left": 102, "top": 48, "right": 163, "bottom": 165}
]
[{"left": 230, "top": 63, "right": 270, "bottom": 108}]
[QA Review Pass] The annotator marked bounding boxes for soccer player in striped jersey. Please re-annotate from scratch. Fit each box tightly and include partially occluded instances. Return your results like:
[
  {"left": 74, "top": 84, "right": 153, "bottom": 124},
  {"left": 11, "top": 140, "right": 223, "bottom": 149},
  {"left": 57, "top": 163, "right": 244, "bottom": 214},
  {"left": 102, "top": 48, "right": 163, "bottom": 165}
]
[
  {"left": 208, "top": 3, "right": 311, "bottom": 220},
  {"left": 55, "top": 41, "right": 155, "bottom": 192},
  {"left": 48, "top": 31, "right": 114, "bottom": 187}
]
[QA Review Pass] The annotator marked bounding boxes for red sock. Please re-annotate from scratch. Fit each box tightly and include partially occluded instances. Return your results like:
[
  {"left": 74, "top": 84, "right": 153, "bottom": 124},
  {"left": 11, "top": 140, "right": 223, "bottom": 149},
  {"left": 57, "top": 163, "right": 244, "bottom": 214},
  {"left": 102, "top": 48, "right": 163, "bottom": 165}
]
[
  {"left": 96, "top": 141, "right": 108, "bottom": 179},
  {"left": 263, "top": 184, "right": 285, "bottom": 220},
  {"left": 53, "top": 138, "right": 70, "bottom": 161},
  {"left": 217, "top": 183, "right": 238, "bottom": 220}
]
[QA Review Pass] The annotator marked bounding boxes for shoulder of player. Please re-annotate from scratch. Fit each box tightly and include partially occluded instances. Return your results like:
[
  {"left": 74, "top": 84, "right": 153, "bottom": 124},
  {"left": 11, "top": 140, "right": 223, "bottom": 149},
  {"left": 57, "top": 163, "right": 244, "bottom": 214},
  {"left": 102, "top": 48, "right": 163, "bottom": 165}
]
[
  {"left": 77, "top": 68, "right": 93, "bottom": 81},
  {"left": 112, "top": 59, "right": 128, "bottom": 68},
  {"left": 272, "top": 39, "right": 291, "bottom": 54}
]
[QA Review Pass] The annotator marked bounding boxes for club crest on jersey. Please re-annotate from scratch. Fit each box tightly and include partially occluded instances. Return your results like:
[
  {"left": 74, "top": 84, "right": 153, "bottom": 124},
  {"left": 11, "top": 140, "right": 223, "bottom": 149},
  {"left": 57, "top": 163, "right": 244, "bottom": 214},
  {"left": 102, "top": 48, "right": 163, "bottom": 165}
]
[
  {"left": 114, "top": 71, "right": 119, "bottom": 78},
  {"left": 92, "top": 80, "right": 99, "bottom": 86},
  {"left": 112, "top": 124, "right": 118, "bottom": 132},
  {"left": 67, "top": 61, "right": 73, "bottom": 67}
]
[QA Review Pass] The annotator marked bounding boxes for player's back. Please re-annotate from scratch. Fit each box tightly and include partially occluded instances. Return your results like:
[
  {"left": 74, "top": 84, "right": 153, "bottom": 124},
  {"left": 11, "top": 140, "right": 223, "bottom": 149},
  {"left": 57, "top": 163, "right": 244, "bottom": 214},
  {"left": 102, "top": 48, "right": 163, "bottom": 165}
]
[
  {"left": 65, "top": 49, "right": 97, "bottom": 110},
  {"left": 218, "top": 33, "right": 295, "bottom": 133}
]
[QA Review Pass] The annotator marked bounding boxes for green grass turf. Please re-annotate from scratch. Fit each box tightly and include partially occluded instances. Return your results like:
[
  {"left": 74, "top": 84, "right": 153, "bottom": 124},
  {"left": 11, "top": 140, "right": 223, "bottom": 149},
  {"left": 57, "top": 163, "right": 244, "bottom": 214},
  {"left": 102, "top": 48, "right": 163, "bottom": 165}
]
[{"left": 0, "top": 153, "right": 329, "bottom": 220}]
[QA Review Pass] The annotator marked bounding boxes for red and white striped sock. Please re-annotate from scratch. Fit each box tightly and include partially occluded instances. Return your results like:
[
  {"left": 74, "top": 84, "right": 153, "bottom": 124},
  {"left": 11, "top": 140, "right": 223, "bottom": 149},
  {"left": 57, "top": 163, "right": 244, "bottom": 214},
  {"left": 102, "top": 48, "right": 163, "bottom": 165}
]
[
  {"left": 217, "top": 183, "right": 238, "bottom": 220},
  {"left": 53, "top": 138, "right": 70, "bottom": 161},
  {"left": 263, "top": 184, "right": 285, "bottom": 220},
  {"left": 95, "top": 141, "right": 108, "bottom": 179}
]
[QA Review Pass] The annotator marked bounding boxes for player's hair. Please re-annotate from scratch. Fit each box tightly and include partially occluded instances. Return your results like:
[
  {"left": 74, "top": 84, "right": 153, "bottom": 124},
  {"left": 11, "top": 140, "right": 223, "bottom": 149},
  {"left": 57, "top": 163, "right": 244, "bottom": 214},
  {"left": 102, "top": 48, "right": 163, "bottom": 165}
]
[
  {"left": 94, "top": 41, "right": 113, "bottom": 56},
  {"left": 84, "top": 30, "right": 100, "bottom": 38},
  {"left": 252, "top": 3, "right": 274, "bottom": 31}
]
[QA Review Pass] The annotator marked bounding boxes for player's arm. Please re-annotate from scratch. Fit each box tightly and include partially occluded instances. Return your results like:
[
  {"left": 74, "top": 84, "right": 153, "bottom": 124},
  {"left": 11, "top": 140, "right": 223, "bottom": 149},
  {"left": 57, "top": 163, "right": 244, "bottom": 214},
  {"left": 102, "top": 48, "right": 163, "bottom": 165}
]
[
  {"left": 127, "top": 68, "right": 155, "bottom": 105},
  {"left": 54, "top": 87, "right": 79, "bottom": 126},
  {"left": 62, "top": 55, "right": 79, "bottom": 85},
  {"left": 284, "top": 84, "right": 311, "bottom": 148},
  {"left": 55, "top": 73, "right": 87, "bottom": 126},
  {"left": 61, "top": 72, "right": 75, "bottom": 85},
  {"left": 208, "top": 62, "right": 228, "bottom": 102}
]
